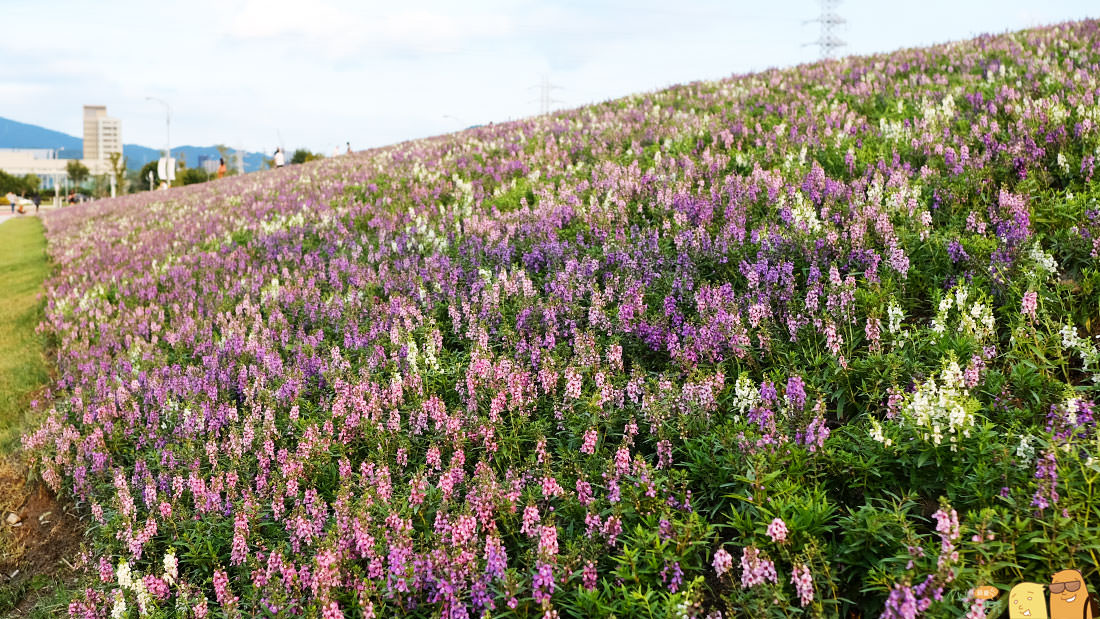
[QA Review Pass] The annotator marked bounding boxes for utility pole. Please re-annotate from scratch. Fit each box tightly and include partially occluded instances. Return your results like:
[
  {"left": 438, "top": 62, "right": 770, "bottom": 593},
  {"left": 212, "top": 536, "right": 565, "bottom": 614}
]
[
  {"left": 805, "top": 0, "right": 846, "bottom": 60},
  {"left": 145, "top": 96, "right": 171, "bottom": 159},
  {"left": 146, "top": 96, "right": 174, "bottom": 187}
]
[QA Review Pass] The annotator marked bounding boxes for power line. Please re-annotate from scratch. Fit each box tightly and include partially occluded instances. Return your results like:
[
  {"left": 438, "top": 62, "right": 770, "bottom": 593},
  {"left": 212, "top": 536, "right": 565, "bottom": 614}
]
[{"left": 804, "top": 0, "right": 846, "bottom": 60}]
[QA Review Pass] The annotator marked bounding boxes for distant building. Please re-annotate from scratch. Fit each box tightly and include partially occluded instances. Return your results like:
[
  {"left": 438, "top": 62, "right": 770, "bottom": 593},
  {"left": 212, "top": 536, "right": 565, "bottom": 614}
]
[
  {"left": 83, "top": 105, "right": 122, "bottom": 162},
  {"left": 0, "top": 106, "right": 123, "bottom": 194},
  {"left": 200, "top": 158, "right": 220, "bottom": 175}
]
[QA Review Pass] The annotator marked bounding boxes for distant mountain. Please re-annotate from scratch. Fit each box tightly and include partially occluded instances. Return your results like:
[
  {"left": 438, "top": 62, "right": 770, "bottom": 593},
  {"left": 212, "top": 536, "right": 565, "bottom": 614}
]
[
  {"left": 0, "top": 116, "right": 267, "bottom": 172},
  {"left": 0, "top": 116, "right": 82, "bottom": 157}
]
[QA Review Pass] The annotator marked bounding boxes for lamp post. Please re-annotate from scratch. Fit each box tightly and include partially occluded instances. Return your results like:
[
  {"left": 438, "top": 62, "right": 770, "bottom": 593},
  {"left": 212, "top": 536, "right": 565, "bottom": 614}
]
[{"left": 146, "top": 96, "right": 171, "bottom": 184}]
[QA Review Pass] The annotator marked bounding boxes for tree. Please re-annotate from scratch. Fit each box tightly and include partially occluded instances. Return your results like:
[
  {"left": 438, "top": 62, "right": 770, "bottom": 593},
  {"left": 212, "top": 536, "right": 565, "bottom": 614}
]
[
  {"left": 178, "top": 168, "right": 208, "bottom": 186},
  {"left": 108, "top": 152, "right": 129, "bottom": 195},
  {"left": 91, "top": 173, "right": 110, "bottom": 198},
  {"left": 21, "top": 174, "right": 41, "bottom": 193},
  {"left": 66, "top": 160, "right": 90, "bottom": 187},
  {"left": 0, "top": 169, "right": 35, "bottom": 194},
  {"left": 138, "top": 160, "right": 160, "bottom": 191},
  {"left": 291, "top": 148, "right": 322, "bottom": 165}
]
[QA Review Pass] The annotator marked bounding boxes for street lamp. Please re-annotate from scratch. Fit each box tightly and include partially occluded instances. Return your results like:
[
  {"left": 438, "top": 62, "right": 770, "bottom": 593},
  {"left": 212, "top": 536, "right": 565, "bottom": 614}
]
[{"left": 145, "top": 96, "right": 171, "bottom": 162}]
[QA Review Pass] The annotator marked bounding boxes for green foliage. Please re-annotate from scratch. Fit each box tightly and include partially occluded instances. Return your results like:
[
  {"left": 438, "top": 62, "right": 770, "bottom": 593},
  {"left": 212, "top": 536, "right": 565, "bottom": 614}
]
[
  {"left": 0, "top": 169, "right": 40, "bottom": 195},
  {"left": 108, "top": 151, "right": 128, "bottom": 193},
  {"left": 0, "top": 217, "right": 48, "bottom": 449},
  {"left": 133, "top": 160, "right": 160, "bottom": 192},
  {"left": 291, "top": 148, "right": 323, "bottom": 165},
  {"left": 65, "top": 160, "right": 90, "bottom": 186},
  {"left": 177, "top": 167, "right": 209, "bottom": 186}
]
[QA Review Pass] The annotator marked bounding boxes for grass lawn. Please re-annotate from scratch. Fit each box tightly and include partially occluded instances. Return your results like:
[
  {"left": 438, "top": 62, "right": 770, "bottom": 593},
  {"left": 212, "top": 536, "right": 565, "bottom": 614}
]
[
  {"left": 0, "top": 217, "right": 49, "bottom": 449},
  {"left": 0, "top": 217, "right": 78, "bottom": 619}
]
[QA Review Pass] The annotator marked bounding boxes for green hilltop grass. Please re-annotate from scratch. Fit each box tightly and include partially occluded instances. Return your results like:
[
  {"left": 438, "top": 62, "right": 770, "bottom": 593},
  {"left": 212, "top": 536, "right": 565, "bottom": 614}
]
[{"left": 0, "top": 217, "right": 49, "bottom": 450}]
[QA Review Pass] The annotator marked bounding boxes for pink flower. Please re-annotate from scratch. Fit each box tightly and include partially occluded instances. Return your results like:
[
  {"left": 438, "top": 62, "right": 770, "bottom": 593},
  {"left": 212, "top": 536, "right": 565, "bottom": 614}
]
[
  {"left": 614, "top": 446, "right": 631, "bottom": 476},
  {"left": 740, "top": 546, "right": 778, "bottom": 588},
  {"left": 766, "top": 517, "right": 788, "bottom": 543},
  {"left": 564, "top": 367, "right": 583, "bottom": 399},
  {"left": 576, "top": 478, "right": 593, "bottom": 506},
  {"left": 791, "top": 563, "right": 814, "bottom": 606},
  {"left": 230, "top": 512, "right": 249, "bottom": 566},
  {"left": 1022, "top": 290, "right": 1038, "bottom": 320},
  {"left": 712, "top": 547, "right": 733, "bottom": 576},
  {"left": 541, "top": 475, "right": 565, "bottom": 498},
  {"left": 521, "top": 505, "right": 541, "bottom": 536},
  {"left": 143, "top": 574, "right": 170, "bottom": 600},
  {"left": 581, "top": 428, "right": 598, "bottom": 455},
  {"left": 98, "top": 557, "right": 112, "bottom": 583},
  {"left": 213, "top": 568, "right": 237, "bottom": 608},
  {"left": 602, "top": 515, "right": 622, "bottom": 545},
  {"left": 582, "top": 560, "right": 598, "bottom": 590},
  {"left": 965, "top": 598, "right": 987, "bottom": 619},
  {"left": 537, "top": 524, "right": 559, "bottom": 558},
  {"left": 656, "top": 439, "right": 672, "bottom": 468}
]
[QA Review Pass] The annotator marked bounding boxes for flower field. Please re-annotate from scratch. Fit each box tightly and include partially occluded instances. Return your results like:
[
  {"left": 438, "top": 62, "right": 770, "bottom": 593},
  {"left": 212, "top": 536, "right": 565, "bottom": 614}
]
[{"left": 25, "top": 19, "right": 1100, "bottom": 618}]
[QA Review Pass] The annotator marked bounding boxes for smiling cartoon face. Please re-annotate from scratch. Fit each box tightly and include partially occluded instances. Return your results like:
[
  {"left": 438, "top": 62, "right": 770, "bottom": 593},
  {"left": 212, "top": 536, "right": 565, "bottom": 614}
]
[
  {"left": 1011, "top": 582, "right": 1048, "bottom": 619},
  {"left": 1050, "top": 570, "right": 1088, "bottom": 619}
]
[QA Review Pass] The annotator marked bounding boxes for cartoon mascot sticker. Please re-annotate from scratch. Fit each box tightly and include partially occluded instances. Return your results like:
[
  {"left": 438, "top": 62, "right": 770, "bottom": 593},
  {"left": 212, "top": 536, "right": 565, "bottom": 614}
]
[
  {"left": 1010, "top": 582, "right": 1048, "bottom": 619},
  {"left": 1049, "top": 569, "right": 1098, "bottom": 619}
]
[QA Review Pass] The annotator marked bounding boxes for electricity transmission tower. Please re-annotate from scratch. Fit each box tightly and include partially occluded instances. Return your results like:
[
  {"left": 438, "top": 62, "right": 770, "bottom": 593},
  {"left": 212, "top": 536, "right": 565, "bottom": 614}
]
[
  {"left": 530, "top": 76, "right": 563, "bottom": 115},
  {"left": 805, "top": 0, "right": 846, "bottom": 60}
]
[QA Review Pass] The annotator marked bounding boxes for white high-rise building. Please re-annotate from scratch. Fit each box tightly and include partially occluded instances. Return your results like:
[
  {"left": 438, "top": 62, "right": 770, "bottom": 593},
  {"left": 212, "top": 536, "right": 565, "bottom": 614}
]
[
  {"left": 0, "top": 105, "right": 125, "bottom": 198},
  {"left": 83, "top": 105, "right": 122, "bottom": 162}
]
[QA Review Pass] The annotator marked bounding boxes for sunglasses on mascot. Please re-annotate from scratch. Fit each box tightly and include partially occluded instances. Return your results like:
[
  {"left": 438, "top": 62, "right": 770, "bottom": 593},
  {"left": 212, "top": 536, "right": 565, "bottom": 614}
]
[{"left": 1050, "top": 581, "right": 1082, "bottom": 594}]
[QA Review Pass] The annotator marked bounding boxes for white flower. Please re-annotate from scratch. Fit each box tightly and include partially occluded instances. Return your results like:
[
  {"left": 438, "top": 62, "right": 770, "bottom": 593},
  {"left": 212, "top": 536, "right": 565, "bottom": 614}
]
[
  {"left": 1015, "top": 435, "right": 1036, "bottom": 462},
  {"left": 732, "top": 374, "right": 759, "bottom": 415},
  {"left": 887, "top": 300, "right": 904, "bottom": 336},
  {"left": 869, "top": 419, "right": 893, "bottom": 447},
  {"left": 935, "top": 286, "right": 994, "bottom": 344},
  {"left": 132, "top": 578, "right": 152, "bottom": 617},
  {"left": 1027, "top": 241, "right": 1059, "bottom": 278},
  {"left": 895, "top": 360, "right": 977, "bottom": 450},
  {"left": 163, "top": 550, "right": 178, "bottom": 585},
  {"left": 111, "top": 590, "right": 128, "bottom": 619},
  {"left": 117, "top": 561, "right": 133, "bottom": 590}
]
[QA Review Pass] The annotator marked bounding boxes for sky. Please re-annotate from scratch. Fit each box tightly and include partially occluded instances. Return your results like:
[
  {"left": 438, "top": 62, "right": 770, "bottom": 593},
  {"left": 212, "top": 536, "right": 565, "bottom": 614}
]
[{"left": 1, "top": 0, "right": 1096, "bottom": 156}]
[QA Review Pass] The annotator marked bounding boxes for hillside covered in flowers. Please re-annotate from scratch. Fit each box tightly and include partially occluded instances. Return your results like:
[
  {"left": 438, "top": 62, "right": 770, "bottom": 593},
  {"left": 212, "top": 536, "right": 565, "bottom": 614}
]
[{"left": 26, "top": 19, "right": 1100, "bottom": 618}]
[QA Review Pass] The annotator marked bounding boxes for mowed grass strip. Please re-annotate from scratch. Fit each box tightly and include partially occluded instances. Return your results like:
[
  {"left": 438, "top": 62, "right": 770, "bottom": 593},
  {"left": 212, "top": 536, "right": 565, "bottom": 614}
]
[{"left": 0, "top": 217, "right": 49, "bottom": 450}]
